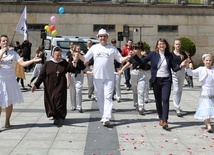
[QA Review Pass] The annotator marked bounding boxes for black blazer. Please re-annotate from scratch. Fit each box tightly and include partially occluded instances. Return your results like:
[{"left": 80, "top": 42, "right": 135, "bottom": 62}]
[{"left": 134, "top": 51, "right": 181, "bottom": 84}]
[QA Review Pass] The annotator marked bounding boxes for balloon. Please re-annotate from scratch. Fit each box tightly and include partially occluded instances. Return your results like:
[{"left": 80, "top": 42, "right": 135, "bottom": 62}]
[
  {"left": 44, "top": 25, "right": 50, "bottom": 32},
  {"left": 51, "top": 30, "right": 57, "bottom": 36},
  {"left": 50, "top": 16, "right": 56, "bottom": 23},
  {"left": 58, "top": 7, "right": 64, "bottom": 14},
  {"left": 49, "top": 25, "right": 55, "bottom": 31}
]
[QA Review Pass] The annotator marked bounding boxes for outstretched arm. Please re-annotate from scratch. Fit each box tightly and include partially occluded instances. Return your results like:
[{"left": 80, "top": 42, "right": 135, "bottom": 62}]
[{"left": 18, "top": 56, "right": 41, "bottom": 67}]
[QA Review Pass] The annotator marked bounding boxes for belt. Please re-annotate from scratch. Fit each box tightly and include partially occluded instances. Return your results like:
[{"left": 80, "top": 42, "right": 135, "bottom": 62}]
[
  {"left": 133, "top": 69, "right": 145, "bottom": 72},
  {"left": 156, "top": 77, "right": 170, "bottom": 79}
]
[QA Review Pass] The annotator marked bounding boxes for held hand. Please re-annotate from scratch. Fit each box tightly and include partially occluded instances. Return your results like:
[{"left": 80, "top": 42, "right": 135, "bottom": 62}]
[
  {"left": 128, "top": 50, "right": 135, "bottom": 57},
  {"left": 117, "top": 70, "right": 123, "bottom": 75},
  {"left": 33, "top": 56, "right": 42, "bottom": 63},
  {"left": 180, "top": 59, "right": 188, "bottom": 68},
  {"left": 86, "top": 71, "right": 93, "bottom": 75}
]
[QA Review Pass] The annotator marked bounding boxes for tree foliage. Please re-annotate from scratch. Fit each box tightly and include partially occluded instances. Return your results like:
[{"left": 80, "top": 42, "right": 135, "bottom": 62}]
[{"left": 143, "top": 41, "right": 150, "bottom": 53}]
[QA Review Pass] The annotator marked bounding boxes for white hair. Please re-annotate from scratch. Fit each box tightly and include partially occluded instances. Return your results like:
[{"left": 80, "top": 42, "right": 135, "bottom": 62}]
[{"left": 202, "top": 53, "right": 212, "bottom": 60}]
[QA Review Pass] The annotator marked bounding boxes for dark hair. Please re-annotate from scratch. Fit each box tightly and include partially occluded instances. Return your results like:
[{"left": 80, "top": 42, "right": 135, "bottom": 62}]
[
  {"left": 111, "top": 38, "right": 117, "bottom": 44},
  {"left": 133, "top": 43, "right": 141, "bottom": 50},
  {"left": 128, "top": 39, "right": 133, "bottom": 42},
  {"left": 137, "top": 41, "right": 144, "bottom": 51},
  {"left": 0, "top": 35, "right": 8, "bottom": 41},
  {"left": 53, "top": 46, "right": 62, "bottom": 52},
  {"left": 35, "top": 45, "right": 45, "bottom": 54},
  {"left": 15, "top": 41, "right": 20, "bottom": 45},
  {"left": 155, "top": 38, "right": 171, "bottom": 53}
]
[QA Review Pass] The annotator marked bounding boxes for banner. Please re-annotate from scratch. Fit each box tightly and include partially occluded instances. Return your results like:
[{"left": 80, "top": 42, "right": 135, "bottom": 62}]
[{"left": 15, "top": 6, "right": 28, "bottom": 39}]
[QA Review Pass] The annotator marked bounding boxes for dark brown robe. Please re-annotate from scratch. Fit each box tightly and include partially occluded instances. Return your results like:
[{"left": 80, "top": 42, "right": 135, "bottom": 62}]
[{"left": 34, "top": 59, "right": 75, "bottom": 120}]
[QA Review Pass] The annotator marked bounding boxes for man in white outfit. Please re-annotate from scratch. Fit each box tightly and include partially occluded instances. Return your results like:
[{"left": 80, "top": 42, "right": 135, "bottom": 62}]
[{"left": 76, "top": 29, "right": 132, "bottom": 126}]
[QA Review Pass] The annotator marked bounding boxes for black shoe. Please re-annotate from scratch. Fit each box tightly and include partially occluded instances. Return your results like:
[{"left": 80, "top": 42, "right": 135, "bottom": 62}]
[
  {"left": 162, "top": 122, "right": 168, "bottom": 129},
  {"left": 77, "top": 108, "right": 83, "bottom": 113},
  {"left": 53, "top": 119, "right": 59, "bottom": 125},
  {"left": 88, "top": 95, "right": 92, "bottom": 99},
  {"left": 71, "top": 108, "right": 76, "bottom": 111}
]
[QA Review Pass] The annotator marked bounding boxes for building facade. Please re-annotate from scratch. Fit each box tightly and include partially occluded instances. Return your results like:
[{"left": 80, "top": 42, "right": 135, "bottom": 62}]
[{"left": 0, "top": 0, "right": 214, "bottom": 64}]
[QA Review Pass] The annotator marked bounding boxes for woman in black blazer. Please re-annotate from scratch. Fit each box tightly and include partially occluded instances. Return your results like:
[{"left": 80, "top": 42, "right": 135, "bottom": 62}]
[{"left": 133, "top": 38, "right": 187, "bottom": 129}]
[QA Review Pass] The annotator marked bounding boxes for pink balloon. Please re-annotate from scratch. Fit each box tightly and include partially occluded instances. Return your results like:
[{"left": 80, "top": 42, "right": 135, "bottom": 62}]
[{"left": 50, "top": 16, "right": 56, "bottom": 23}]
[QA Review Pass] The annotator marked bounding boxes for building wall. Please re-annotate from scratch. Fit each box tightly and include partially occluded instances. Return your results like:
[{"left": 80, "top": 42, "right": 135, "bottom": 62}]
[{"left": 0, "top": 2, "right": 214, "bottom": 64}]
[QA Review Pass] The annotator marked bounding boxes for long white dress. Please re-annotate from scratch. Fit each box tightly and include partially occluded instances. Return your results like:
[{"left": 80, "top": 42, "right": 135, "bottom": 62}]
[
  {"left": 0, "top": 49, "right": 24, "bottom": 108},
  {"left": 187, "top": 66, "right": 214, "bottom": 119}
]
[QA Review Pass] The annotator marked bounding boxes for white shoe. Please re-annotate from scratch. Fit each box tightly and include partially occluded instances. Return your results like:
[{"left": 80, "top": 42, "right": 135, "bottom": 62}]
[
  {"left": 102, "top": 118, "right": 110, "bottom": 126},
  {"left": 175, "top": 108, "right": 182, "bottom": 116},
  {"left": 116, "top": 98, "right": 121, "bottom": 103},
  {"left": 100, "top": 118, "right": 105, "bottom": 123},
  {"left": 138, "top": 107, "right": 145, "bottom": 115}
]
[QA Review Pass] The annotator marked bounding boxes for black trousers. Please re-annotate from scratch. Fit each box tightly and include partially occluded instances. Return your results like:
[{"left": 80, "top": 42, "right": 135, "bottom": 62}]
[{"left": 152, "top": 77, "right": 171, "bottom": 122}]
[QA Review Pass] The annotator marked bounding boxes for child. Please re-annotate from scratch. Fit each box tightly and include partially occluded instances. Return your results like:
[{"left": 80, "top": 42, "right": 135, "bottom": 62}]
[
  {"left": 28, "top": 45, "right": 46, "bottom": 88},
  {"left": 186, "top": 53, "right": 214, "bottom": 133},
  {"left": 118, "top": 42, "right": 149, "bottom": 115}
]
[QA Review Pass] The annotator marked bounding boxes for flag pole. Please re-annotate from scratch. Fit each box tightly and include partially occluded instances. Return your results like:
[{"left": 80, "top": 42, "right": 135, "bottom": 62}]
[{"left": 10, "top": 31, "right": 16, "bottom": 47}]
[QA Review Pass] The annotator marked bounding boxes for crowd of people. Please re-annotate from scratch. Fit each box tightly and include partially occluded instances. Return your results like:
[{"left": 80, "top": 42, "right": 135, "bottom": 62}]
[{"left": 0, "top": 29, "right": 214, "bottom": 133}]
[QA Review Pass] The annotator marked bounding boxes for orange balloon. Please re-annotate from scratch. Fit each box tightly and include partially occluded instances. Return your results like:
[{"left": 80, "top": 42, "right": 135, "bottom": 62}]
[{"left": 50, "top": 25, "right": 55, "bottom": 31}]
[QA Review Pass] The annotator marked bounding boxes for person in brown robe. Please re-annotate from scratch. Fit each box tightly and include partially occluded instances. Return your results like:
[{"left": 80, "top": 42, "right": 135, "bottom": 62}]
[{"left": 31, "top": 46, "right": 77, "bottom": 125}]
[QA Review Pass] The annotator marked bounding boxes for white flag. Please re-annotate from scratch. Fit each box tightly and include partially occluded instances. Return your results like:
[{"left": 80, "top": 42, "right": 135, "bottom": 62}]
[{"left": 15, "top": 6, "right": 28, "bottom": 39}]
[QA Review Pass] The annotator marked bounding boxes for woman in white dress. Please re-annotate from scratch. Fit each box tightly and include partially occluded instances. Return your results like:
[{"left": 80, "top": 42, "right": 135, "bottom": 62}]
[
  {"left": 0, "top": 35, "right": 41, "bottom": 128},
  {"left": 186, "top": 53, "right": 214, "bottom": 133}
]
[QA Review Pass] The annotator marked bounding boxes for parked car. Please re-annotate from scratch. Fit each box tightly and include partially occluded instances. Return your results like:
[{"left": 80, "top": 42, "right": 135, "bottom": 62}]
[{"left": 43, "top": 36, "right": 99, "bottom": 60}]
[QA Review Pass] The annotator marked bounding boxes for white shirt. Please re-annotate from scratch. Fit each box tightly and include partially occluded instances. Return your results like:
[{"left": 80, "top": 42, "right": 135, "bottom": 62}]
[
  {"left": 156, "top": 51, "right": 169, "bottom": 77},
  {"left": 84, "top": 44, "right": 122, "bottom": 80},
  {"left": 0, "top": 49, "right": 22, "bottom": 78}
]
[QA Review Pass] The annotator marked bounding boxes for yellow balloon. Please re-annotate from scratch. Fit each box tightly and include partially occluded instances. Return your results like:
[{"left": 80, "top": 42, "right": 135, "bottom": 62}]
[
  {"left": 44, "top": 25, "right": 50, "bottom": 32},
  {"left": 51, "top": 30, "right": 57, "bottom": 36}
]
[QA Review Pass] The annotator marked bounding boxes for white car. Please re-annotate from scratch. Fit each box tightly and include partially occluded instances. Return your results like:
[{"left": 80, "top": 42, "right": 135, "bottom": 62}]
[{"left": 43, "top": 36, "right": 99, "bottom": 60}]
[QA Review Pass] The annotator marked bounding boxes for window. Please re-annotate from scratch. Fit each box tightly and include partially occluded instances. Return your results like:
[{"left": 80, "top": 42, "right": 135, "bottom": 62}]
[
  {"left": 93, "top": 24, "right": 115, "bottom": 32},
  {"left": 158, "top": 25, "right": 178, "bottom": 32},
  {"left": 157, "top": 0, "right": 174, "bottom": 3},
  {"left": 28, "top": 24, "right": 47, "bottom": 31},
  {"left": 187, "top": 0, "right": 204, "bottom": 4}
]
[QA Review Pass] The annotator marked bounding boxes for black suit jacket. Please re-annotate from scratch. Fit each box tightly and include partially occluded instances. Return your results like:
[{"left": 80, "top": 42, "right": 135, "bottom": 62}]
[{"left": 134, "top": 51, "right": 181, "bottom": 84}]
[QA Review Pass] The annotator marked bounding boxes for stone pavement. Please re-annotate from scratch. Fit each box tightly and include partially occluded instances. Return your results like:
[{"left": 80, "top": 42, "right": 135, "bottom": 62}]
[{"left": 0, "top": 73, "right": 214, "bottom": 155}]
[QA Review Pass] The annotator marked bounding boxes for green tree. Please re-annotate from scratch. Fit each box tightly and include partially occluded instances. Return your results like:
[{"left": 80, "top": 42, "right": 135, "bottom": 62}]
[
  {"left": 143, "top": 41, "right": 150, "bottom": 53},
  {"left": 172, "top": 37, "right": 196, "bottom": 57}
]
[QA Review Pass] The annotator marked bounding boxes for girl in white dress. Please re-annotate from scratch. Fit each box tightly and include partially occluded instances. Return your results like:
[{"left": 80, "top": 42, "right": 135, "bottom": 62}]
[
  {"left": 186, "top": 53, "right": 214, "bottom": 133},
  {"left": 0, "top": 35, "right": 41, "bottom": 128}
]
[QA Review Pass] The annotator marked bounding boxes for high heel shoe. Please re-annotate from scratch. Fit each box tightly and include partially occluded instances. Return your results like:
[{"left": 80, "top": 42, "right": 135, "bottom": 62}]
[{"left": 207, "top": 124, "right": 213, "bottom": 133}]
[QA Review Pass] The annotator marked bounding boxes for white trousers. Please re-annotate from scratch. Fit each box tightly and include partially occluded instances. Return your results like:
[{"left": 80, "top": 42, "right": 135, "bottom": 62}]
[
  {"left": 144, "top": 70, "right": 151, "bottom": 101},
  {"left": 94, "top": 79, "right": 114, "bottom": 119},
  {"left": 114, "top": 68, "right": 121, "bottom": 100},
  {"left": 69, "top": 71, "right": 84, "bottom": 109},
  {"left": 172, "top": 68, "right": 185, "bottom": 109},
  {"left": 130, "top": 70, "right": 147, "bottom": 108},
  {"left": 87, "top": 66, "right": 94, "bottom": 96}
]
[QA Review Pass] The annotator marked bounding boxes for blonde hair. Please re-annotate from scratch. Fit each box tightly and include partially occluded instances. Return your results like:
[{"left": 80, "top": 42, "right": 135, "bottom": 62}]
[{"left": 202, "top": 53, "right": 212, "bottom": 61}]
